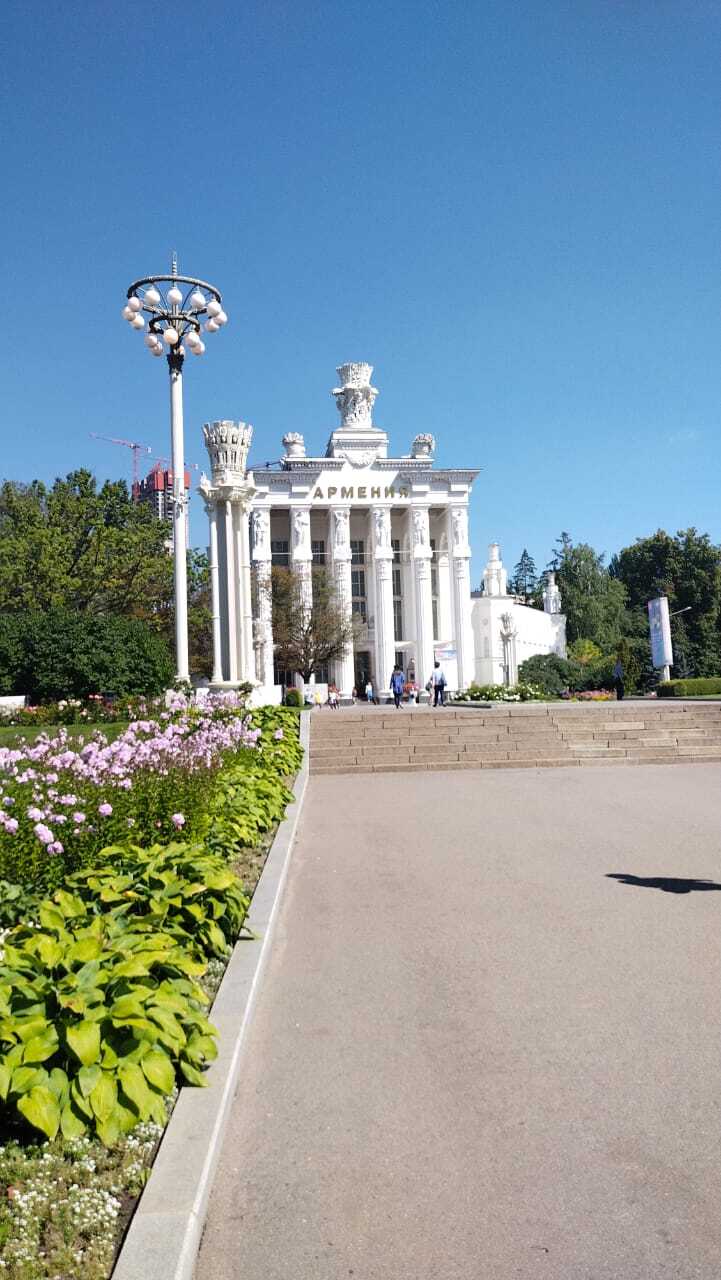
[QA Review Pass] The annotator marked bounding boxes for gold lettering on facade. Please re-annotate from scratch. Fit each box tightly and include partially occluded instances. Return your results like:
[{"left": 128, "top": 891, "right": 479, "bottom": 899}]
[
  {"left": 398, "top": 487, "right": 409, "bottom": 498},
  {"left": 385, "top": 486, "right": 395, "bottom": 498},
  {"left": 371, "top": 486, "right": 381, "bottom": 498},
  {"left": 358, "top": 486, "right": 367, "bottom": 498},
  {"left": 313, "top": 488, "right": 323, "bottom": 499},
  {"left": 327, "top": 486, "right": 337, "bottom": 499},
  {"left": 341, "top": 486, "right": 353, "bottom": 499}
]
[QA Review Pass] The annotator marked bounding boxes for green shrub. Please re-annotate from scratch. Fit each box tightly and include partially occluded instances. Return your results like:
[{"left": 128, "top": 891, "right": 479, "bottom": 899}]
[
  {"left": 0, "top": 906, "right": 217, "bottom": 1145},
  {"left": 518, "top": 654, "right": 570, "bottom": 696},
  {"left": 283, "top": 688, "right": 303, "bottom": 707},
  {"left": 63, "top": 843, "right": 250, "bottom": 961},
  {"left": 657, "top": 677, "right": 721, "bottom": 697},
  {"left": 0, "top": 612, "right": 173, "bottom": 702}
]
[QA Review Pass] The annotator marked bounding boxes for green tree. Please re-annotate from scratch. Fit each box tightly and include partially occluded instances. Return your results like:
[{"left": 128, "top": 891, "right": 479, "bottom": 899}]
[
  {"left": 269, "top": 566, "right": 356, "bottom": 683},
  {"left": 549, "top": 534, "right": 628, "bottom": 650},
  {"left": 0, "top": 470, "right": 174, "bottom": 620},
  {"left": 613, "top": 529, "right": 721, "bottom": 677},
  {"left": 510, "top": 549, "right": 537, "bottom": 602}
]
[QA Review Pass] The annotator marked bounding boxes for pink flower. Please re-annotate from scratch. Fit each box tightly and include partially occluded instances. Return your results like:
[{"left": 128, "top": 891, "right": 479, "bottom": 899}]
[
  {"left": 98, "top": 802, "right": 113, "bottom": 817},
  {"left": 27, "top": 806, "right": 44, "bottom": 821},
  {"left": 48, "top": 841, "right": 64, "bottom": 855},
  {"left": 73, "top": 812, "right": 86, "bottom": 824},
  {"left": 34, "top": 823, "right": 54, "bottom": 845},
  {"left": 171, "top": 813, "right": 185, "bottom": 828},
  {"left": 4, "top": 819, "right": 18, "bottom": 834},
  {"left": 274, "top": 729, "right": 284, "bottom": 740}
]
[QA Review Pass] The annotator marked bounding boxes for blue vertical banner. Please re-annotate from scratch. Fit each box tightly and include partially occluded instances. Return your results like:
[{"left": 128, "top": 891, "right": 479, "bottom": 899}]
[{"left": 648, "top": 597, "right": 673, "bottom": 669}]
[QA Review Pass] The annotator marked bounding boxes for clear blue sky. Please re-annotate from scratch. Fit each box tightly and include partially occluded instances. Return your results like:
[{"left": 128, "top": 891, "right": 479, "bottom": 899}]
[{"left": 2, "top": 0, "right": 720, "bottom": 582}]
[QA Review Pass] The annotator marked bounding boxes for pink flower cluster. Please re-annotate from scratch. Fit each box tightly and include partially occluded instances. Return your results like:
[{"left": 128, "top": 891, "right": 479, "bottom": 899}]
[{"left": 0, "top": 694, "right": 260, "bottom": 855}]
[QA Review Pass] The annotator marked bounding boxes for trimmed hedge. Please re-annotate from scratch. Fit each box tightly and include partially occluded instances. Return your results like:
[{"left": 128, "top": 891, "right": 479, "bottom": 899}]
[
  {"left": 657, "top": 677, "right": 721, "bottom": 697},
  {"left": 284, "top": 688, "right": 303, "bottom": 707}
]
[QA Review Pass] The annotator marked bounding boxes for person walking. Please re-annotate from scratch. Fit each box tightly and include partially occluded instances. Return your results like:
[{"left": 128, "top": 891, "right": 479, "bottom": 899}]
[
  {"left": 429, "top": 661, "right": 447, "bottom": 707},
  {"left": 390, "top": 666, "right": 405, "bottom": 709},
  {"left": 613, "top": 657, "right": 625, "bottom": 701},
  {"left": 365, "top": 679, "right": 374, "bottom": 705}
]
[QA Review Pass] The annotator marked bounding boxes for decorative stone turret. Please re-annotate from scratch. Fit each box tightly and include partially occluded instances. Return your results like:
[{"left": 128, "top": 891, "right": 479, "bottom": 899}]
[
  {"left": 543, "top": 571, "right": 562, "bottom": 615},
  {"left": 411, "top": 433, "right": 435, "bottom": 459},
  {"left": 202, "top": 420, "right": 253, "bottom": 487},
  {"left": 282, "top": 431, "right": 306, "bottom": 459},
  {"left": 325, "top": 361, "right": 388, "bottom": 464},
  {"left": 482, "top": 543, "right": 508, "bottom": 597},
  {"left": 332, "top": 362, "right": 378, "bottom": 429}
]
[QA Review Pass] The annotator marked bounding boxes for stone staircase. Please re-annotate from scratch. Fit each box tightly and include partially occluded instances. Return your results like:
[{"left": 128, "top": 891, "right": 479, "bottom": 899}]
[{"left": 309, "top": 702, "right": 721, "bottom": 775}]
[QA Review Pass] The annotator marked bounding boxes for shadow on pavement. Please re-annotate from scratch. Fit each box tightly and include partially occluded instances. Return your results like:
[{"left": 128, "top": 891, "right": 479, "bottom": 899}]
[{"left": 607, "top": 874, "right": 721, "bottom": 895}]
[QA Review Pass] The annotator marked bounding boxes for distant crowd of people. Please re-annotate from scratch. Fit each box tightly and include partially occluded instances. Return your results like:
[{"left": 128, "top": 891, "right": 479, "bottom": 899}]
[{"left": 309, "top": 662, "right": 448, "bottom": 710}]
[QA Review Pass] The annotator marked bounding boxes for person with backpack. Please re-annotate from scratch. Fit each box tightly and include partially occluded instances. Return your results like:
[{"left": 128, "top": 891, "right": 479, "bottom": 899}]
[
  {"left": 429, "top": 661, "right": 447, "bottom": 707},
  {"left": 390, "top": 665, "right": 405, "bottom": 709}
]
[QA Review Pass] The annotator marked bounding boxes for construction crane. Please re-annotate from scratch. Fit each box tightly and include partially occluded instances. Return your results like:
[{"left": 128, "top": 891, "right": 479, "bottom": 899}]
[{"left": 90, "top": 433, "right": 153, "bottom": 500}]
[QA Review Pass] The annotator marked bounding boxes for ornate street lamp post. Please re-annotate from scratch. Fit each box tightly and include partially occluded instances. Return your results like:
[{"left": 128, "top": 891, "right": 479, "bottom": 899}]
[{"left": 122, "top": 257, "right": 228, "bottom": 683}]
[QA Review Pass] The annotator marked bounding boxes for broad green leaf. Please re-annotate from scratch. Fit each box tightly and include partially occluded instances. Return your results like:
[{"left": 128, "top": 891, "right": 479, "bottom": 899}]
[
  {"left": 14, "top": 1017, "right": 48, "bottom": 1044},
  {"left": 118, "top": 1062, "right": 154, "bottom": 1119},
  {"left": 179, "top": 1060, "right": 208, "bottom": 1087},
  {"left": 70, "top": 1079, "right": 93, "bottom": 1119},
  {"left": 66, "top": 1020, "right": 101, "bottom": 1067},
  {"left": 38, "top": 905, "right": 66, "bottom": 931},
  {"left": 23, "top": 1028, "right": 59, "bottom": 1063},
  {"left": 48, "top": 1067, "right": 70, "bottom": 1102},
  {"left": 67, "top": 937, "right": 103, "bottom": 964},
  {"left": 77, "top": 1063, "right": 102, "bottom": 1098},
  {"left": 60, "top": 1101, "right": 87, "bottom": 1139},
  {"left": 54, "top": 891, "right": 87, "bottom": 919},
  {"left": 186, "top": 1034, "right": 218, "bottom": 1064},
  {"left": 0, "top": 1063, "right": 11, "bottom": 1100},
  {"left": 141, "top": 1049, "right": 175, "bottom": 1094},
  {"left": 36, "top": 936, "right": 64, "bottom": 968},
  {"left": 18, "top": 1085, "right": 61, "bottom": 1139},
  {"left": 110, "top": 994, "right": 149, "bottom": 1019},
  {"left": 11, "top": 1065, "right": 46, "bottom": 1095},
  {"left": 90, "top": 1071, "right": 117, "bottom": 1122},
  {"left": 95, "top": 1112, "right": 120, "bottom": 1147}
]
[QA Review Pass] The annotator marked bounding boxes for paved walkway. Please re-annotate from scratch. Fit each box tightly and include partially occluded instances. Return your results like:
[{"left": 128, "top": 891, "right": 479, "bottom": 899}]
[{"left": 196, "top": 764, "right": 721, "bottom": 1279}]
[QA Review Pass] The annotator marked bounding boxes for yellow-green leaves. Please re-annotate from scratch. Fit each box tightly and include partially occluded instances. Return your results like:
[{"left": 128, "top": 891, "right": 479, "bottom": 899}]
[
  {"left": 66, "top": 1020, "right": 101, "bottom": 1067},
  {"left": 18, "top": 1085, "right": 61, "bottom": 1139}
]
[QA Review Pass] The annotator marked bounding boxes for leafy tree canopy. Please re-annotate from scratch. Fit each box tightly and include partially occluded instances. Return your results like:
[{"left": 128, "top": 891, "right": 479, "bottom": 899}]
[
  {"left": 0, "top": 470, "right": 173, "bottom": 620},
  {"left": 269, "top": 565, "right": 355, "bottom": 682},
  {"left": 548, "top": 534, "right": 628, "bottom": 650}
]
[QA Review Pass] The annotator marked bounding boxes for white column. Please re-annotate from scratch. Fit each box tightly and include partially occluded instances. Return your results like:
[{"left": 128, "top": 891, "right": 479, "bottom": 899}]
[
  {"left": 448, "top": 507, "right": 474, "bottom": 691},
  {"left": 411, "top": 506, "right": 434, "bottom": 689},
  {"left": 240, "top": 508, "right": 254, "bottom": 682},
  {"left": 371, "top": 506, "right": 395, "bottom": 697},
  {"left": 169, "top": 356, "right": 189, "bottom": 682},
  {"left": 232, "top": 502, "right": 245, "bottom": 680},
  {"left": 224, "top": 498, "right": 238, "bottom": 684},
  {"left": 206, "top": 500, "right": 223, "bottom": 685},
  {"left": 291, "top": 507, "right": 313, "bottom": 620},
  {"left": 436, "top": 544, "right": 453, "bottom": 642},
  {"left": 331, "top": 506, "right": 355, "bottom": 697},
  {"left": 250, "top": 509, "right": 274, "bottom": 686}
]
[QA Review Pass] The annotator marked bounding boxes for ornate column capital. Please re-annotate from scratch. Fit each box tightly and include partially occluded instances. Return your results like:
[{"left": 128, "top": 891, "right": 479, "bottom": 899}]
[{"left": 332, "top": 363, "right": 378, "bottom": 429}]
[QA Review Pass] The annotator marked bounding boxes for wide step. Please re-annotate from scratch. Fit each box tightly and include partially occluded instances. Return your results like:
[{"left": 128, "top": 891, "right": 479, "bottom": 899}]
[{"left": 309, "top": 703, "right": 721, "bottom": 774}]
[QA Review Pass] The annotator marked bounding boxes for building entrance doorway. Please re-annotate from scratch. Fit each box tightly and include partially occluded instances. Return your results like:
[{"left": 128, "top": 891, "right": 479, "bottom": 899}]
[{"left": 355, "top": 650, "right": 373, "bottom": 696}]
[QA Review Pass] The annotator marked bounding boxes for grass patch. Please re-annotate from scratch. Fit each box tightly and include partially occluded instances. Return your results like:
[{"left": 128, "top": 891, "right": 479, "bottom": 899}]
[{"left": 0, "top": 723, "right": 128, "bottom": 748}]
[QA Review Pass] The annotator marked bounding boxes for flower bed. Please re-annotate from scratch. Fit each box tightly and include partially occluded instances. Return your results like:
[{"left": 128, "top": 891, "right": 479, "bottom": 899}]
[
  {"left": 0, "top": 696, "right": 303, "bottom": 1279},
  {"left": 454, "top": 682, "right": 545, "bottom": 703}
]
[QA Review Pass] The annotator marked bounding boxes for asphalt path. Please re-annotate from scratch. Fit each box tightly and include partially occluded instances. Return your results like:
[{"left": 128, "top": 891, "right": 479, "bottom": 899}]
[{"left": 196, "top": 764, "right": 721, "bottom": 1279}]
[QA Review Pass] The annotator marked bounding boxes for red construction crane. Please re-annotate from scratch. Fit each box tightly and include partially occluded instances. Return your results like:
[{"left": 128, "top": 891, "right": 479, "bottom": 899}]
[{"left": 89, "top": 433, "right": 153, "bottom": 500}]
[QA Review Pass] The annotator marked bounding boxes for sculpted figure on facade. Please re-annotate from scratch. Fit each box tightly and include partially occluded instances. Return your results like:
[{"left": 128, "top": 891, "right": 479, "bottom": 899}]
[
  {"left": 373, "top": 507, "right": 391, "bottom": 549},
  {"left": 333, "top": 507, "right": 350, "bottom": 551},
  {"left": 251, "top": 509, "right": 270, "bottom": 558},
  {"left": 452, "top": 507, "right": 467, "bottom": 549},
  {"left": 412, "top": 507, "right": 428, "bottom": 547},
  {"left": 292, "top": 508, "right": 311, "bottom": 554}
]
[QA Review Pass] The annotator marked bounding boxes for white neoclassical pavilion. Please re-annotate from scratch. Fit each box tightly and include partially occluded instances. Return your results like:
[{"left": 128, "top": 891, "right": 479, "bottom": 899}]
[
  {"left": 200, "top": 362, "right": 477, "bottom": 698},
  {"left": 198, "top": 361, "right": 566, "bottom": 699}
]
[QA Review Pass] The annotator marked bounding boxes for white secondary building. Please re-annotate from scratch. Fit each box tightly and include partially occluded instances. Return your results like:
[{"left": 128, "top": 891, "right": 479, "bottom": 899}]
[{"left": 198, "top": 362, "right": 565, "bottom": 699}]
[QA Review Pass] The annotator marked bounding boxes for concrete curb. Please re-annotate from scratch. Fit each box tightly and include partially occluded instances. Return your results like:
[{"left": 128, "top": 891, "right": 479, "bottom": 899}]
[{"left": 112, "top": 712, "right": 311, "bottom": 1280}]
